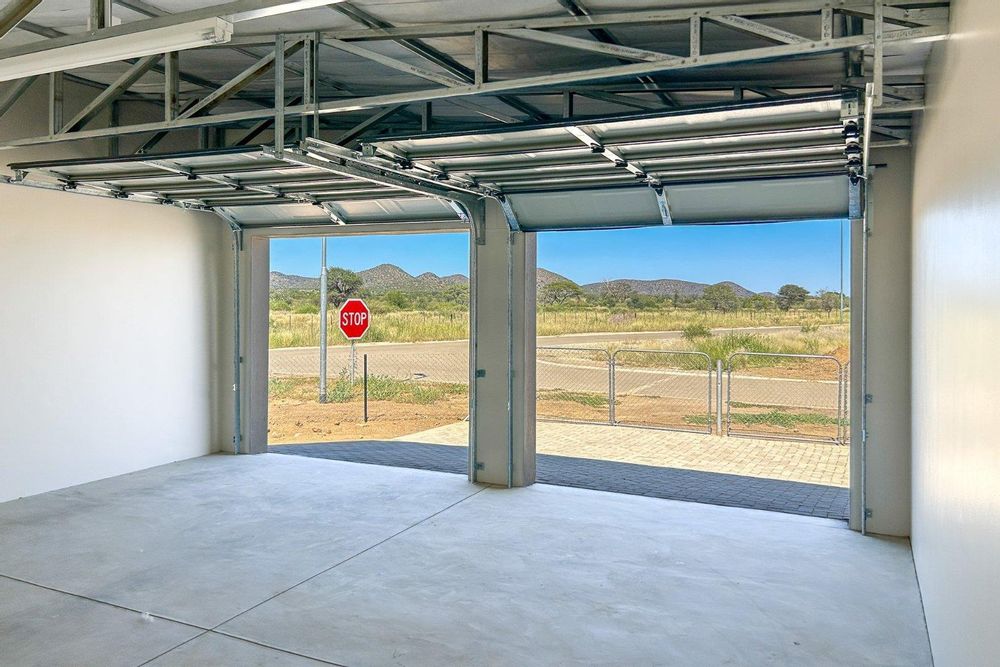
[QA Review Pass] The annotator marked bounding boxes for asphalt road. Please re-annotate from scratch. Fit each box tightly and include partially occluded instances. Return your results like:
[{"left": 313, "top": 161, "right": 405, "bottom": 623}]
[{"left": 269, "top": 326, "right": 843, "bottom": 411}]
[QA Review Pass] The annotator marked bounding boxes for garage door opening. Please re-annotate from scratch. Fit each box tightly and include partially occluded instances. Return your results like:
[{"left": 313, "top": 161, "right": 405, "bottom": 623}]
[
  {"left": 267, "top": 231, "right": 471, "bottom": 465},
  {"left": 532, "top": 220, "right": 851, "bottom": 519}
]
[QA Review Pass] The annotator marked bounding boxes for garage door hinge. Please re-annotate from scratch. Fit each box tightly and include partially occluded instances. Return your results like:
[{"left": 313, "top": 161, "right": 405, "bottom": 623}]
[
  {"left": 475, "top": 369, "right": 486, "bottom": 378},
  {"left": 864, "top": 393, "right": 873, "bottom": 403},
  {"left": 474, "top": 462, "right": 484, "bottom": 470},
  {"left": 864, "top": 508, "right": 873, "bottom": 519}
]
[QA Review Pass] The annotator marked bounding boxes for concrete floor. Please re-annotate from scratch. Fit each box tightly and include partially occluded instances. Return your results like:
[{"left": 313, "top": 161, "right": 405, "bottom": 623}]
[{"left": 0, "top": 454, "right": 930, "bottom": 666}]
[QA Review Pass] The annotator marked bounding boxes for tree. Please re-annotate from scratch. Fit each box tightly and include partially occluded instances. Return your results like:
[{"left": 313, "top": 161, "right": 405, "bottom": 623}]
[
  {"left": 745, "top": 294, "right": 775, "bottom": 312},
  {"left": 540, "top": 279, "right": 584, "bottom": 306},
  {"left": 818, "top": 290, "right": 841, "bottom": 315},
  {"left": 384, "top": 290, "right": 411, "bottom": 310},
  {"left": 702, "top": 283, "right": 740, "bottom": 312},
  {"left": 326, "top": 267, "right": 363, "bottom": 307},
  {"left": 600, "top": 280, "right": 636, "bottom": 308},
  {"left": 776, "top": 283, "right": 809, "bottom": 311}
]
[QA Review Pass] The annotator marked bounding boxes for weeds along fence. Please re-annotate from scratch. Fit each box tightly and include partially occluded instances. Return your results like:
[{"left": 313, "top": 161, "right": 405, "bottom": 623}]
[
  {"left": 537, "top": 346, "right": 849, "bottom": 444},
  {"left": 268, "top": 344, "right": 470, "bottom": 423},
  {"left": 268, "top": 343, "right": 849, "bottom": 445}
]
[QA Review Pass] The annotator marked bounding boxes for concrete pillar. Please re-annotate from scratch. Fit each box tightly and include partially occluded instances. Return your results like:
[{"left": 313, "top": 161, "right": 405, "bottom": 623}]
[
  {"left": 849, "top": 146, "right": 912, "bottom": 535},
  {"left": 469, "top": 200, "right": 536, "bottom": 487}
]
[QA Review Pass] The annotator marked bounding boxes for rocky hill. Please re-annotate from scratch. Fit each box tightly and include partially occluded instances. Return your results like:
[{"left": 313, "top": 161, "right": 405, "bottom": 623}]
[
  {"left": 581, "top": 278, "right": 755, "bottom": 299},
  {"left": 271, "top": 265, "right": 757, "bottom": 297}
]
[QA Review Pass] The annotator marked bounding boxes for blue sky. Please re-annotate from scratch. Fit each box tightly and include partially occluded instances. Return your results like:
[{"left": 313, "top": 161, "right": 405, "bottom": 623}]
[{"left": 270, "top": 218, "right": 849, "bottom": 294}]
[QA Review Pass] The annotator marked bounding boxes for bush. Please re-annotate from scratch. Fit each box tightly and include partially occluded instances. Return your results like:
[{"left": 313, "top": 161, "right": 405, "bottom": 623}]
[
  {"left": 800, "top": 323, "right": 820, "bottom": 334},
  {"left": 682, "top": 323, "right": 712, "bottom": 341}
]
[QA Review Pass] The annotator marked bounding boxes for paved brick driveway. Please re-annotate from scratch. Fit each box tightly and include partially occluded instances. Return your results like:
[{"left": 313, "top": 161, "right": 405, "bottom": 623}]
[{"left": 272, "top": 421, "right": 849, "bottom": 520}]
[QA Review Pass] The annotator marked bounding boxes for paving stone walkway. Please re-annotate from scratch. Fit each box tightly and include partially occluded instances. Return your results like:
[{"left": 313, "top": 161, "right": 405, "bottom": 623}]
[{"left": 272, "top": 422, "right": 849, "bottom": 520}]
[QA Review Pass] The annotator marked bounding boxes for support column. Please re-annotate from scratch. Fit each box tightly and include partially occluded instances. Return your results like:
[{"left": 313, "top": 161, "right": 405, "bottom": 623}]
[
  {"left": 469, "top": 200, "right": 536, "bottom": 487},
  {"left": 849, "top": 145, "right": 912, "bottom": 535}
]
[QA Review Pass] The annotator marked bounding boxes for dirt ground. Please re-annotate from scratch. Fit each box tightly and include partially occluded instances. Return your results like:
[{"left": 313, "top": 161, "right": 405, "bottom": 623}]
[{"left": 268, "top": 394, "right": 469, "bottom": 444}]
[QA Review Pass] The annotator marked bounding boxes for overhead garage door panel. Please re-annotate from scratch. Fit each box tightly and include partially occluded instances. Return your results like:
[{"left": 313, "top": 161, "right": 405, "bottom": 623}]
[
  {"left": 507, "top": 175, "right": 849, "bottom": 230},
  {"left": 8, "top": 95, "right": 857, "bottom": 230}
]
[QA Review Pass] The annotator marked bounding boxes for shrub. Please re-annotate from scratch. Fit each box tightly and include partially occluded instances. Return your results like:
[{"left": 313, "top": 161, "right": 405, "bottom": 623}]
[{"left": 682, "top": 323, "right": 712, "bottom": 341}]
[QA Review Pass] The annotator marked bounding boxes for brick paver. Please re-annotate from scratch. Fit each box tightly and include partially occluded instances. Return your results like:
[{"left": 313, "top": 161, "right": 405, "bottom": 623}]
[
  {"left": 402, "top": 421, "right": 849, "bottom": 488},
  {"left": 271, "top": 420, "right": 850, "bottom": 520},
  {"left": 272, "top": 441, "right": 849, "bottom": 520}
]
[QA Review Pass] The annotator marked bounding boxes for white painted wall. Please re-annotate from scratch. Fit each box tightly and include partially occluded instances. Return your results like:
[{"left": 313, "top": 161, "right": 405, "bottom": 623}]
[
  {"left": 0, "top": 80, "right": 233, "bottom": 502},
  {"left": 910, "top": 0, "right": 1000, "bottom": 663}
]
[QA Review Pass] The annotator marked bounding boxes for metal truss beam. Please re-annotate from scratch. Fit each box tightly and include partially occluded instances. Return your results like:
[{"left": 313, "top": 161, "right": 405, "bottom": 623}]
[
  {"left": 61, "top": 54, "right": 161, "bottom": 133},
  {"left": 0, "top": 7, "right": 946, "bottom": 150},
  {"left": 334, "top": 105, "right": 408, "bottom": 145},
  {"left": 0, "top": 0, "right": 42, "bottom": 40},
  {"left": 180, "top": 39, "right": 304, "bottom": 120},
  {"left": 707, "top": 15, "right": 811, "bottom": 45},
  {"left": 0, "top": 76, "right": 37, "bottom": 119},
  {"left": 329, "top": 2, "right": 548, "bottom": 122},
  {"left": 321, "top": 1, "right": 893, "bottom": 41},
  {"left": 493, "top": 28, "right": 681, "bottom": 63}
]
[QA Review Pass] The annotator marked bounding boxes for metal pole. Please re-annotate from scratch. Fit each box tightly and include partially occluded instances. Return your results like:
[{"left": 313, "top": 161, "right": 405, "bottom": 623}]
[
  {"left": 716, "top": 359, "right": 724, "bottom": 435},
  {"left": 350, "top": 340, "right": 356, "bottom": 385},
  {"left": 319, "top": 237, "right": 328, "bottom": 402},
  {"left": 608, "top": 352, "right": 616, "bottom": 425},
  {"left": 839, "top": 217, "right": 845, "bottom": 323},
  {"left": 363, "top": 353, "right": 368, "bottom": 423}
]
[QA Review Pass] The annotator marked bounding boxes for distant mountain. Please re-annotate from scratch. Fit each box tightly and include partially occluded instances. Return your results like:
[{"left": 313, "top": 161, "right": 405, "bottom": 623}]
[
  {"left": 536, "top": 268, "right": 574, "bottom": 290},
  {"left": 270, "top": 271, "right": 319, "bottom": 289},
  {"left": 581, "top": 278, "right": 756, "bottom": 299},
  {"left": 271, "top": 265, "right": 761, "bottom": 297}
]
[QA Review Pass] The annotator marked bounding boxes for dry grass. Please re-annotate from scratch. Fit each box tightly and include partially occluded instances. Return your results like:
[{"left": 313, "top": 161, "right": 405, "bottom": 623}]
[{"left": 270, "top": 307, "right": 848, "bottom": 348}]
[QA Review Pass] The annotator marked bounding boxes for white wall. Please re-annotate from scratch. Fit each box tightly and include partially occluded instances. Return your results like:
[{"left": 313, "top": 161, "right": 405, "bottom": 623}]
[
  {"left": 910, "top": 0, "right": 1000, "bottom": 663},
  {"left": 0, "top": 79, "right": 233, "bottom": 502}
]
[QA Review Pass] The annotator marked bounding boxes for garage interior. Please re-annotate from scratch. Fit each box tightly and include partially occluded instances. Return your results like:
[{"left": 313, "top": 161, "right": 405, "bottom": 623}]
[{"left": 0, "top": 1, "right": 997, "bottom": 665}]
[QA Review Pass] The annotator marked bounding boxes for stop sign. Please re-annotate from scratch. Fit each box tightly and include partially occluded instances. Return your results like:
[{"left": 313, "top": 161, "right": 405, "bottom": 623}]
[{"left": 338, "top": 298, "right": 370, "bottom": 340}]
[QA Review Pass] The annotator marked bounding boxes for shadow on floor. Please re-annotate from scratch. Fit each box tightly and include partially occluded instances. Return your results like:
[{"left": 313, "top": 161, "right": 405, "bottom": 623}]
[{"left": 271, "top": 441, "right": 849, "bottom": 521}]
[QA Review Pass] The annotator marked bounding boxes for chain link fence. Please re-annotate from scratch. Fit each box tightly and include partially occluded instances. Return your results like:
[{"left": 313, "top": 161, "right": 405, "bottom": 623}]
[
  {"left": 612, "top": 350, "right": 713, "bottom": 433},
  {"left": 267, "top": 344, "right": 469, "bottom": 444},
  {"left": 726, "top": 352, "right": 845, "bottom": 444},
  {"left": 536, "top": 346, "right": 612, "bottom": 425},
  {"left": 536, "top": 345, "right": 848, "bottom": 445}
]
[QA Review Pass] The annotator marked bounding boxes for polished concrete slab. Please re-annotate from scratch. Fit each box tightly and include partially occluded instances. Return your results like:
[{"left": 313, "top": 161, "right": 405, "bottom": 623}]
[{"left": 0, "top": 454, "right": 931, "bottom": 666}]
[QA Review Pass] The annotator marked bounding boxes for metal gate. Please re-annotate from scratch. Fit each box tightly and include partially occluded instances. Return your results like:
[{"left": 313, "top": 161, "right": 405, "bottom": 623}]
[
  {"left": 536, "top": 346, "right": 712, "bottom": 434},
  {"left": 612, "top": 349, "right": 713, "bottom": 433},
  {"left": 726, "top": 352, "right": 847, "bottom": 445}
]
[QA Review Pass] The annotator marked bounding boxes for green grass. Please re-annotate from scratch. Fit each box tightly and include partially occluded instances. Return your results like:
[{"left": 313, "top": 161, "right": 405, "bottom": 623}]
[
  {"left": 685, "top": 411, "right": 845, "bottom": 428},
  {"left": 538, "top": 390, "right": 609, "bottom": 408},
  {"left": 269, "top": 374, "right": 466, "bottom": 405}
]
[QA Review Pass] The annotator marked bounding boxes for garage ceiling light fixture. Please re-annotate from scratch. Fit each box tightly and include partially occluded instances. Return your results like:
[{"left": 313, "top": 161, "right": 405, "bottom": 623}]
[
  {"left": 0, "top": 0, "right": 346, "bottom": 83},
  {"left": 0, "top": 17, "right": 232, "bottom": 83}
]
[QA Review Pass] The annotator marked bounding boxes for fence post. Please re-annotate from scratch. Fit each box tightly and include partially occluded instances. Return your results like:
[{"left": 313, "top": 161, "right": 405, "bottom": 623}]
[
  {"left": 608, "top": 352, "right": 616, "bottom": 425},
  {"left": 716, "top": 358, "right": 724, "bottom": 435},
  {"left": 363, "top": 353, "right": 368, "bottom": 423}
]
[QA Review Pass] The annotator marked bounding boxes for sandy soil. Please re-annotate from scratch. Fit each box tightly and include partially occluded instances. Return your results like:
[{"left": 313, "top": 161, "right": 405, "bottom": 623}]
[{"left": 268, "top": 395, "right": 469, "bottom": 444}]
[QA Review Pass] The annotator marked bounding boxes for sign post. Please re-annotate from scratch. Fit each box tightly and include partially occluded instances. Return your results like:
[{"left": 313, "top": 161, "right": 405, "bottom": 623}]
[{"left": 338, "top": 298, "right": 371, "bottom": 384}]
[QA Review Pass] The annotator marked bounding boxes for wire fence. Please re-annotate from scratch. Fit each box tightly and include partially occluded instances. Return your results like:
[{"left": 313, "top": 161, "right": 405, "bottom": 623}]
[
  {"left": 612, "top": 349, "right": 713, "bottom": 433},
  {"left": 267, "top": 344, "right": 470, "bottom": 444},
  {"left": 727, "top": 353, "right": 846, "bottom": 444},
  {"left": 536, "top": 346, "right": 849, "bottom": 445},
  {"left": 536, "top": 346, "right": 613, "bottom": 425},
  {"left": 268, "top": 343, "right": 849, "bottom": 446}
]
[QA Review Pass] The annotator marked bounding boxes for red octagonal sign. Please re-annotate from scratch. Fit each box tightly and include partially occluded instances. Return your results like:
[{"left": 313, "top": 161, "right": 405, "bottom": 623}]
[
  {"left": 338, "top": 298, "right": 371, "bottom": 340},
  {"left": 340, "top": 299, "right": 372, "bottom": 340}
]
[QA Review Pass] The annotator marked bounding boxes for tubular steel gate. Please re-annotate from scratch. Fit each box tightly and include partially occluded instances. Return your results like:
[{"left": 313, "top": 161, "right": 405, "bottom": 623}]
[
  {"left": 612, "top": 349, "right": 713, "bottom": 434},
  {"left": 726, "top": 352, "right": 847, "bottom": 445},
  {"left": 536, "top": 346, "right": 849, "bottom": 445}
]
